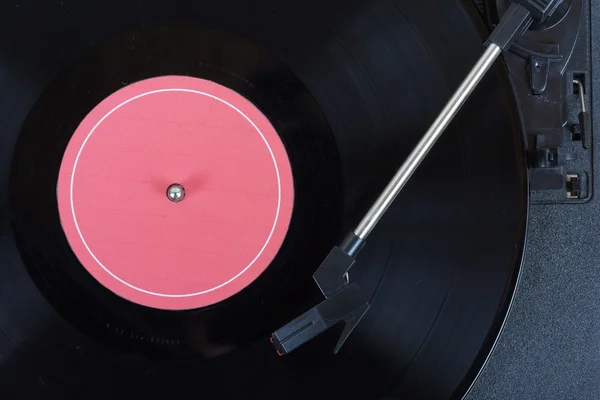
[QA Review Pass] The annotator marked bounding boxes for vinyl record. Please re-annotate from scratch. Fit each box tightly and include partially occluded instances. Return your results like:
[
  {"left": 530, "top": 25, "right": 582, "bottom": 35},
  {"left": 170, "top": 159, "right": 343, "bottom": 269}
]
[
  {"left": 9, "top": 25, "right": 344, "bottom": 355},
  {"left": 0, "top": 0, "right": 527, "bottom": 399}
]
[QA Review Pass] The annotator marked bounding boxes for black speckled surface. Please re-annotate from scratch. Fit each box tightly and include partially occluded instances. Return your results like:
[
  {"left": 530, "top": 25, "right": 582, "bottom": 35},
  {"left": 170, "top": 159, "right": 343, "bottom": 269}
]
[{"left": 465, "top": 1, "right": 600, "bottom": 398}]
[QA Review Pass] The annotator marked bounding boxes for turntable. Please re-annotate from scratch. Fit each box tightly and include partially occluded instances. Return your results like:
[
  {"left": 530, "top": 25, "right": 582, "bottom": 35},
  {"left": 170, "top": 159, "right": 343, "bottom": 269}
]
[{"left": 0, "top": 0, "right": 597, "bottom": 399}]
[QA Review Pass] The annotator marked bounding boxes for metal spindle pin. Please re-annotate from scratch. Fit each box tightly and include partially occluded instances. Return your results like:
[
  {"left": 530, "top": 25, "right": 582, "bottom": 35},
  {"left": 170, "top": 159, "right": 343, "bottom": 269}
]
[{"left": 167, "top": 183, "right": 186, "bottom": 203}]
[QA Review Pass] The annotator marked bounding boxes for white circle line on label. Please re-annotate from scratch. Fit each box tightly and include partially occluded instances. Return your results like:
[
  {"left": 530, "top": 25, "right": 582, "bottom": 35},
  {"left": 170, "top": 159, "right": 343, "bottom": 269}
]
[{"left": 69, "top": 87, "right": 283, "bottom": 298}]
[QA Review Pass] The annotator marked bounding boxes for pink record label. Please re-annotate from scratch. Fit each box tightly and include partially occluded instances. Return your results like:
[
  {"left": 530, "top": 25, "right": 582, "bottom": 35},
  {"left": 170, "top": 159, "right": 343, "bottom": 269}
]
[{"left": 57, "top": 76, "right": 294, "bottom": 310}]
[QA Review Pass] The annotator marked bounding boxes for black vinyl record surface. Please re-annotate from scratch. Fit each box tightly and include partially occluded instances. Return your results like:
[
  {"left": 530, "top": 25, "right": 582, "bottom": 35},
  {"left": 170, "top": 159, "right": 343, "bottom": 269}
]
[{"left": 0, "top": 0, "right": 527, "bottom": 399}]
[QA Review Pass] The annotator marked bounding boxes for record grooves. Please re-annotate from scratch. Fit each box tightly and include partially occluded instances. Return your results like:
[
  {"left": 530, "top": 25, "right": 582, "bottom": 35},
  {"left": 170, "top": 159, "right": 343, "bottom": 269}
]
[{"left": 0, "top": 0, "right": 527, "bottom": 399}]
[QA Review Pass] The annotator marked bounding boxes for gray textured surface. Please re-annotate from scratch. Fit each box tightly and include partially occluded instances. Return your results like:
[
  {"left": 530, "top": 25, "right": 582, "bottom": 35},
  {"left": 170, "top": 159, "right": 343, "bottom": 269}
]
[{"left": 465, "top": 2, "right": 600, "bottom": 399}]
